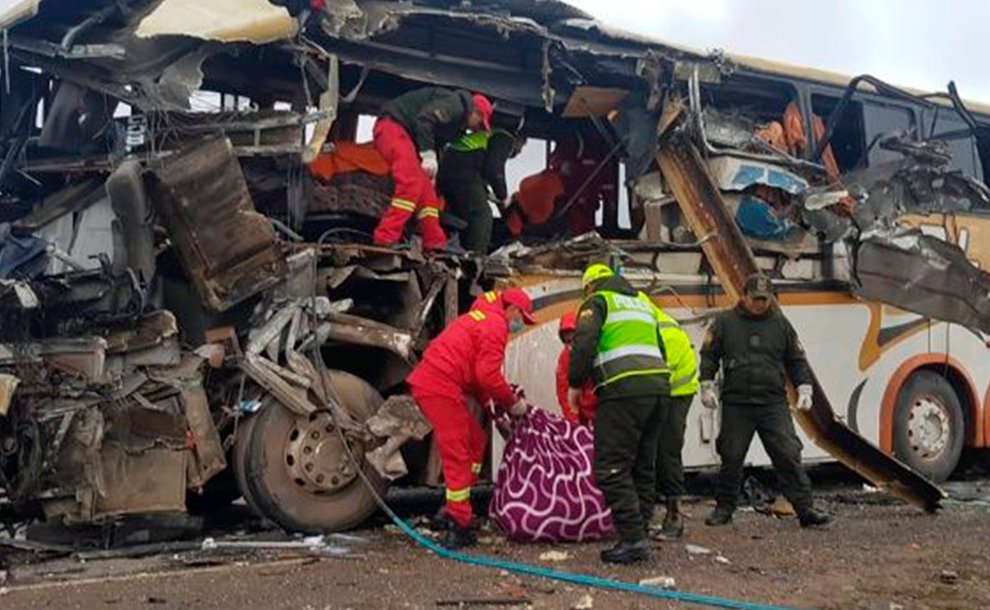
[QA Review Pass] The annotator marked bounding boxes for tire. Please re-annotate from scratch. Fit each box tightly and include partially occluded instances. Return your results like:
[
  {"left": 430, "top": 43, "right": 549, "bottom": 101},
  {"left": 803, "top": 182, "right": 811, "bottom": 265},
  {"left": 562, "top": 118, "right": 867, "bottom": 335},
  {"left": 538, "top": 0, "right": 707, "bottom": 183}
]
[
  {"left": 892, "top": 370, "right": 965, "bottom": 483},
  {"left": 231, "top": 413, "right": 267, "bottom": 519},
  {"left": 244, "top": 370, "right": 388, "bottom": 533}
]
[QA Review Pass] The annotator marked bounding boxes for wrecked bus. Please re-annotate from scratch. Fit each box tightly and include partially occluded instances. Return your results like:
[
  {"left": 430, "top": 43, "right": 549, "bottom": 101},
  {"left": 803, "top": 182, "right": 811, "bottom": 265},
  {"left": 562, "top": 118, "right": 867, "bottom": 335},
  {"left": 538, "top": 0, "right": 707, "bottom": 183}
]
[{"left": 0, "top": 0, "right": 984, "bottom": 532}]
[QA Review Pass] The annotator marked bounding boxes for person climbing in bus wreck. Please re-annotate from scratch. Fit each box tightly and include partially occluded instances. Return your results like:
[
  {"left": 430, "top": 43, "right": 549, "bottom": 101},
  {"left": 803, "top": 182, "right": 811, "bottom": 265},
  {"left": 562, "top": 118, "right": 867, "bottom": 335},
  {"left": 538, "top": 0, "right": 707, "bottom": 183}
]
[
  {"left": 437, "top": 124, "right": 521, "bottom": 254},
  {"left": 700, "top": 273, "right": 832, "bottom": 528},
  {"left": 372, "top": 87, "right": 494, "bottom": 251},
  {"left": 568, "top": 263, "right": 672, "bottom": 564}
]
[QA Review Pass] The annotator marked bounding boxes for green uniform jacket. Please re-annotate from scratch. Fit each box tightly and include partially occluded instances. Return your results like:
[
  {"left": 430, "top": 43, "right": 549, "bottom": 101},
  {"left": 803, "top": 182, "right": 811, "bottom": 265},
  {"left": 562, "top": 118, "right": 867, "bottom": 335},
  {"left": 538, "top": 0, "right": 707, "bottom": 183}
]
[
  {"left": 381, "top": 88, "right": 474, "bottom": 152},
  {"left": 568, "top": 275, "right": 670, "bottom": 399},
  {"left": 656, "top": 309, "right": 699, "bottom": 397},
  {"left": 438, "top": 129, "right": 515, "bottom": 201},
  {"left": 699, "top": 304, "right": 811, "bottom": 406}
]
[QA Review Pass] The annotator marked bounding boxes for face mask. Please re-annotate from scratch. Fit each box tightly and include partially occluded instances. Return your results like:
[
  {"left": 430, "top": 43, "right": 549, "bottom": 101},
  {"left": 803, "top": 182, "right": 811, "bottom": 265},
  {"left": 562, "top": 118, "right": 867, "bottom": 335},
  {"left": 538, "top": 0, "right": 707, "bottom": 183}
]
[{"left": 509, "top": 319, "right": 525, "bottom": 334}]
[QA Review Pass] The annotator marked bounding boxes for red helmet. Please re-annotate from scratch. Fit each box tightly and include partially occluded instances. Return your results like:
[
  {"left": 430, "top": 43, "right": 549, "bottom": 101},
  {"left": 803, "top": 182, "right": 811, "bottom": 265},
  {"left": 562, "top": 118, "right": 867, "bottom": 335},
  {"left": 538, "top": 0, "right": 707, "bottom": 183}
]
[{"left": 558, "top": 311, "right": 578, "bottom": 337}]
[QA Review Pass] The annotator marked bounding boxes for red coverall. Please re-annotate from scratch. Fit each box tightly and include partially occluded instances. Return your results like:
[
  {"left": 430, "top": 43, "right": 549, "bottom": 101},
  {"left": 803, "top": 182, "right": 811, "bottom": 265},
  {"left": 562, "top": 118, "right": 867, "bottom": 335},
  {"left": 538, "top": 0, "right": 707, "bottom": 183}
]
[
  {"left": 407, "top": 306, "right": 517, "bottom": 528},
  {"left": 555, "top": 311, "right": 598, "bottom": 424},
  {"left": 372, "top": 117, "right": 447, "bottom": 250}
]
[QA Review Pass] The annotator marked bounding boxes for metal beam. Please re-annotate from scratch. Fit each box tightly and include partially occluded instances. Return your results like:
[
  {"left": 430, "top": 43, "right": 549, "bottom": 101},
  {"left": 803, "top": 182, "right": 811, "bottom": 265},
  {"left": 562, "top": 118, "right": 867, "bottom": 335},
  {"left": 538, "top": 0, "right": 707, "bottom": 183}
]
[{"left": 656, "top": 125, "right": 944, "bottom": 513}]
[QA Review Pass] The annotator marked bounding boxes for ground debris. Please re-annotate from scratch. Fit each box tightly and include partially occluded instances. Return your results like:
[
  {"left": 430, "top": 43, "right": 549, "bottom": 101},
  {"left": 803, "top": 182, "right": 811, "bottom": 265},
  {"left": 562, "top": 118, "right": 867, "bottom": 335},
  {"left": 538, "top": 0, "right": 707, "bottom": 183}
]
[
  {"left": 938, "top": 569, "right": 959, "bottom": 585},
  {"left": 685, "top": 544, "right": 712, "bottom": 556},
  {"left": 638, "top": 575, "right": 676, "bottom": 589},
  {"left": 570, "top": 593, "right": 594, "bottom": 610},
  {"left": 537, "top": 550, "right": 570, "bottom": 562}
]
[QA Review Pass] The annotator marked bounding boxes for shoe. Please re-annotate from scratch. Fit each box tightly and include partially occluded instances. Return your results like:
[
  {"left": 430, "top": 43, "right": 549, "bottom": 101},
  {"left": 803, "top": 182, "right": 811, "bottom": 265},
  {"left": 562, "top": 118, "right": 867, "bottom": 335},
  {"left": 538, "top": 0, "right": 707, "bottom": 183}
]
[
  {"left": 798, "top": 508, "right": 832, "bottom": 529},
  {"left": 600, "top": 539, "right": 650, "bottom": 564},
  {"left": 428, "top": 508, "right": 454, "bottom": 531},
  {"left": 705, "top": 505, "right": 734, "bottom": 526},
  {"left": 443, "top": 524, "right": 477, "bottom": 549},
  {"left": 658, "top": 499, "right": 684, "bottom": 539}
]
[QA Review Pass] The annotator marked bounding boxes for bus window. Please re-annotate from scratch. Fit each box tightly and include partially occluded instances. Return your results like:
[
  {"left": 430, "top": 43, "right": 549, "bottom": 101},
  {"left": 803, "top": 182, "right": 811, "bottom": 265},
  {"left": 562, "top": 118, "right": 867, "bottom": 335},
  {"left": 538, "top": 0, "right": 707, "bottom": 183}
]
[
  {"left": 927, "top": 113, "right": 982, "bottom": 181},
  {"left": 862, "top": 101, "right": 915, "bottom": 167},
  {"left": 811, "top": 94, "right": 864, "bottom": 172},
  {"left": 976, "top": 130, "right": 990, "bottom": 184}
]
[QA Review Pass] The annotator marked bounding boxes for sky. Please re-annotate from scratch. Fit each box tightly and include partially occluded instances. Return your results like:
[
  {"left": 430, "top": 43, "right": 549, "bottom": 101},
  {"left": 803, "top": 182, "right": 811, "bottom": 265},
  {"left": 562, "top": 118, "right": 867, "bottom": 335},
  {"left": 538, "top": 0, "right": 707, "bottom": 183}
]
[{"left": 565, "top": 0, "right": 990, "bottom": 105}]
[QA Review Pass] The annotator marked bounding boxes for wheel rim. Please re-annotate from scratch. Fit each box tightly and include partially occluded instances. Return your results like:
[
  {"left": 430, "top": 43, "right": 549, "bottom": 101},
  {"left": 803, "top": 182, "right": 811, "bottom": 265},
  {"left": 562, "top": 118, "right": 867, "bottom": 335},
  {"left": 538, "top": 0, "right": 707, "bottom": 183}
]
[
  {"left": 284, "top": 410, "right": 361, "bottom": 495},
  {"left": 906, "top": 395, "right": 951, "bottom": 461}
]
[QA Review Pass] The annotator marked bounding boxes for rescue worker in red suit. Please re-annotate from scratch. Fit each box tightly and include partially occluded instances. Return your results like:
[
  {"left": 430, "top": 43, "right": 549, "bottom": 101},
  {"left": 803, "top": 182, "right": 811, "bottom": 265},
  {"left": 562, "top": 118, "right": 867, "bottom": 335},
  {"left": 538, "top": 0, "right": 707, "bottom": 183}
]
[
  {"left": 373, "top": 87, "right": 494, "bottom": 251},
  {"left": 407, "top": 287, "right": 535, "bottom": 548},
  {"left": 555, "top": 311, "right": 598, "bottom": 425},
  {"left": 505, "top": 131, "right": 617, "bottom": 239}
]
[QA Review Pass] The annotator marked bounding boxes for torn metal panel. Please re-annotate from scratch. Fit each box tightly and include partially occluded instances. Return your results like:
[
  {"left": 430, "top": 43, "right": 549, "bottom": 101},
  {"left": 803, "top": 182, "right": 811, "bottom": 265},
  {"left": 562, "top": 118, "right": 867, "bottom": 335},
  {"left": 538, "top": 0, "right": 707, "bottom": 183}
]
[
  {"left": 0, "top": 338, "right": 108, "bottom": 382},
  {"left": 365, "top": 394, "right": 431, "bottom": 480},
  {"left": 91, "top": 445, "right": 188, "bottom": 520},
  {"left": 0, "top": 0, "right": 40, "bottom": 29},
  {"left": 148, "top": 137, "right": 288, "bottom": 312},
  {"left": 13, "top": 179, "right": 106, "bottom": 233},
  {"left": 241, "top": 353, "right": 319, "bottom": 415},
  {"left": 657, "top": 125, "right": 944, "bottom": 512},
  {"left": 303, "top": 54, "right": 339, "bottom": 163},
  {"left": 182, "top": 376, "right": 227, "bottom": 489},
  {"left": 561, "top": 86, "right": 628, "bottom": 118},
  {"left": 325, "top": 313, "right": 414, "bottom": 362},
  {"left": 855, "top": 229, "right": 990, "bottom": 335},
  {"left": 136, "top": 0, "right": 298, "bottom": 44},
  {"left": 707, "top": 155, "right": 809, "bottom": 195},
  {"left": 0, "top": 374, "right": 19, "bottom": 416}
]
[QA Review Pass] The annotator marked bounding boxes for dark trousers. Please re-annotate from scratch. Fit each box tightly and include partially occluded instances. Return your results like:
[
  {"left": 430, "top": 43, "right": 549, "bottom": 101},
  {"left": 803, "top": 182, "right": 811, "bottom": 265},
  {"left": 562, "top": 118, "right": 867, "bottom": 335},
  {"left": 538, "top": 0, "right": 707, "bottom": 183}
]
[
  {"left": 656, "top": 395, "right": 692, "bottom": 499},
  {"left": 715, "top": 403, "right": 813, "bottom": 511},
  {"left": 438, "top": 178, "right": 493, "bottom": 254},
  {"left": 593, "top": 393, "right": 669, "bottom": 541}
]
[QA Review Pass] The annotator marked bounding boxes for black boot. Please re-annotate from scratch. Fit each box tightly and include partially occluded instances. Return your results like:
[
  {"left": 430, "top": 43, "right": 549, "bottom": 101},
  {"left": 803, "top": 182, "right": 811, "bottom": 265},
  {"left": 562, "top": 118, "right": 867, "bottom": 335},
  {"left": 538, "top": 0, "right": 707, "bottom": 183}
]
[
  {"left": 705, "top": 504, "right": 734, "bottom": 526},
  {"left": 798, "top": 508, "right": 832, "bottom": 529},
  {"left": 600, "top": 539, "right": 650, "bottom": 564},
  {"left": 658, "top": 498, "right": 685, "bottom": 539},
  {"left": 443, "top": 524, "right": 477, "bottom": 549},
  {"left": 429, "top": 507, "right": 453, "bottom": 531}
]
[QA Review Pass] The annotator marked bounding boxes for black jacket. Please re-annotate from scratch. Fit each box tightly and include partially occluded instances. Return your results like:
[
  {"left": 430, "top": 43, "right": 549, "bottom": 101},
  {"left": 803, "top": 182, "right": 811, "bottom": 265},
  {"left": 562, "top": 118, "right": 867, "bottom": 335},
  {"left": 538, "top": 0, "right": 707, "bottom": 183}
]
[
  {"left": 699, "top": 304, "right": 811, "bottom": 406},
  {"left": 437, "top": 128, "right": 515, "bottom": 201},
  {"left": 568, "top": 275, "right": 670, "bottom": 400},
  {"left": 381, "top": 88, "right": 474, "bottom": 153}
]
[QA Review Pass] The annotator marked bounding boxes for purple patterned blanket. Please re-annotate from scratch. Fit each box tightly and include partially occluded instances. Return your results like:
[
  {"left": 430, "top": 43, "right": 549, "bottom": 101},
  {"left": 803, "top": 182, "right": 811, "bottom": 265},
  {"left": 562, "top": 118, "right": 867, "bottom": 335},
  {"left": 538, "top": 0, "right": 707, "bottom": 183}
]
[{"left": 490, "top": 408, "right": 614, "bottom": 542}]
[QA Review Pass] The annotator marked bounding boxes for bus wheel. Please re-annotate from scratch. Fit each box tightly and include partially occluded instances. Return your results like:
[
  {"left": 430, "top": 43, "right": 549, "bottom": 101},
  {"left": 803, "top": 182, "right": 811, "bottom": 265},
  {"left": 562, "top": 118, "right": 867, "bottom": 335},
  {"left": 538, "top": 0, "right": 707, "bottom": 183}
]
[
  {"left": 231, "top": 413, "right": 267, "bottom": 520},
  {"left": 892, "top": 370, "right": 965, "bottom": 483},
  {"left": 244, "top": 370, "right": 388, "bottom": 533}
]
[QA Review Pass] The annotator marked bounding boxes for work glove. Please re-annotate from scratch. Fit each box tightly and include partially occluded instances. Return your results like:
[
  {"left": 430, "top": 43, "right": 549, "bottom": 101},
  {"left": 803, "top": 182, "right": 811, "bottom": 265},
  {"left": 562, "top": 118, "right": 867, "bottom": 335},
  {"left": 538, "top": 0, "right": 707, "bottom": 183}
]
[
  {"left": 699, "top": 380, "right": 719, "bottom": 410},
  {"left": 507, "top": 398, "right": 528, "bottom": 418},
  {"left": 420, "top": 150, "right": 438, "bottom": 179},
  {"left": 795, "top": 384, "right": 814, "bottom": 411},
  {"left": 567, "top": 387, "right": 583, "bottom": 412},
  {"left": 510, "top": 383, "right": 526, "bottom": 400}
]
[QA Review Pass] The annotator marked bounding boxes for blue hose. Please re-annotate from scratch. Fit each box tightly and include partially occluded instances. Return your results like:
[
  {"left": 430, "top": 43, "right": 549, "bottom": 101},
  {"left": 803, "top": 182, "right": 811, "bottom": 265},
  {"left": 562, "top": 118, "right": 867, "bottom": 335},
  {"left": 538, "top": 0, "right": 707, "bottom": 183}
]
[{"left": 386, "top": 510, "right": 800, "bottom": 610}]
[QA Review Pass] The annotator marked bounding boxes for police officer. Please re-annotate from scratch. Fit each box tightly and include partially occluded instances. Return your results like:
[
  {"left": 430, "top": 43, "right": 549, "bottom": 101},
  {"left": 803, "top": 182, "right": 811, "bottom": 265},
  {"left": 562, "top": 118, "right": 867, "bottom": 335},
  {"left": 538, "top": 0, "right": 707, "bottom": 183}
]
[
  {"left": 568, "top": 263, "right": 671, "bottom": 564},
  {"left": 700, "top": 273, "right": 831, "bottom": 528},
  {"left": 653, "top": 309, "right": 698, "bottom": 539}
]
